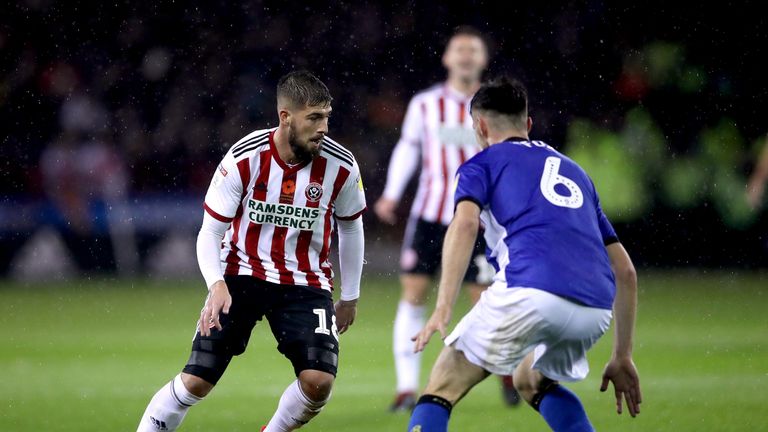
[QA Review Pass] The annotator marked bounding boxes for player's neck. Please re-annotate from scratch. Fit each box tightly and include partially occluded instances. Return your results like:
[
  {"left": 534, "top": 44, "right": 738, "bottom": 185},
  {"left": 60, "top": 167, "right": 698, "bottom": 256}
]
[
  {"left": 487, "top": 129, "right": 528, "bottom": 146},
  {"left": 273, "top": 127, "right": 300, "bottom": 165},
  {"left": 446, "top": 77, "right": 480, "bottom": 97}
]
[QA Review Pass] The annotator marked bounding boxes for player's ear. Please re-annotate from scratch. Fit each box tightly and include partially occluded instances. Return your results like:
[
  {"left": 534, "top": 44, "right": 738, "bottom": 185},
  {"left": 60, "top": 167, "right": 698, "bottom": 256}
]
[
  {"left": 527, "top": 116, "right": 533, "bottom": 133},
  {"left": 278, "top": 108, "right": 291, "bottom": 126},
  {"left": 478, "top": 115, "right": 489, "bottom": 139}
]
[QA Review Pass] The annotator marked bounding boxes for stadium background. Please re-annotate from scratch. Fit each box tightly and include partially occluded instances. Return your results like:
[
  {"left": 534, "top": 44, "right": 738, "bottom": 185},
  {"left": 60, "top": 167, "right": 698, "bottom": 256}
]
[{"left": 1, "top": 1, "right": 766, "bottom": 431}]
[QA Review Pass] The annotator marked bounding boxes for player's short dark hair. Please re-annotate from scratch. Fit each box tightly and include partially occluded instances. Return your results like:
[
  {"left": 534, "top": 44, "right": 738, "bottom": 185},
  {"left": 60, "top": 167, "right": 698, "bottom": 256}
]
[
  {"left": 446, "top": 25, "right": 489, "bottom": 50},
  {"left": 277, "top": 70, "right": 332, "bottom": 108},
  {"left": 470, "top": 76, "right": 528, "bottom": 118}
]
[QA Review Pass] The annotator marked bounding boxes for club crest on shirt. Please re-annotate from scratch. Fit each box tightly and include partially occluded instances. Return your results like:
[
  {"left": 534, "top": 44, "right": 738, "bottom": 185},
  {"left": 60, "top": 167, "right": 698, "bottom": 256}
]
[{"left": 305, "top": 182, "right": 323, "bottom": 203}]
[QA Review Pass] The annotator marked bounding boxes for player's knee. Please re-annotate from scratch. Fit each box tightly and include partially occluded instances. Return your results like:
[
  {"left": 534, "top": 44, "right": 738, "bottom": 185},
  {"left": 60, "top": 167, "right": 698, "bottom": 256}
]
[
  {"left": 298, "top": 370, "right": 335, "bottom": 402},
  {"left": 180, "top": 372, "right": 215, "bottom": 398},
  {"left": 182, "top": 342, "right": 233, "bottom": 389},
  {"left": 512, "top": 367, "right": 543, "bottom": 403}
]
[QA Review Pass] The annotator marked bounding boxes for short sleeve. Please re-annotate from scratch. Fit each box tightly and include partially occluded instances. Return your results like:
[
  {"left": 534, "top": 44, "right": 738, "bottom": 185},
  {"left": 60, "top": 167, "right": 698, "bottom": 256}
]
[
  {"left": 203, "top": 153, "right": 243, "bottom": 223},
  {"left": 334, "top": 160, "right": 367, "bottom": 220},
  {"left": 596, "top": 197, "right": 619, "bottom": 245},
  {"left": 454, "top": 159, "right": 489, "bottom": 210}
]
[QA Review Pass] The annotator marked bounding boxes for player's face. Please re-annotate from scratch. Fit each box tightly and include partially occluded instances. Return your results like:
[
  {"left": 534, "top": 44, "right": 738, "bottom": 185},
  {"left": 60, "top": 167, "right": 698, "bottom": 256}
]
[
  {"left": 287, "top": 104, "right": 332, "bottom": 162},
  {"left": 443, "top": 35, "right": 488, "bottom": 82}
]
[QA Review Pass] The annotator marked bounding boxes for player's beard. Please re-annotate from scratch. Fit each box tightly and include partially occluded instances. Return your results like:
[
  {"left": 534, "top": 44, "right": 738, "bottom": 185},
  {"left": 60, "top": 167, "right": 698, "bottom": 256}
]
[{"left": 288, "top": 125, "right": 321, "bottom": 163}]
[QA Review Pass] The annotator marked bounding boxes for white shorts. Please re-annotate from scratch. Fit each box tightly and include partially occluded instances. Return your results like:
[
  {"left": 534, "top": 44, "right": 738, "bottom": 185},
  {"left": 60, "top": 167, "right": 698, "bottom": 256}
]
[{"left": 444, "top": 282, "right": 612, "bottom": 382}]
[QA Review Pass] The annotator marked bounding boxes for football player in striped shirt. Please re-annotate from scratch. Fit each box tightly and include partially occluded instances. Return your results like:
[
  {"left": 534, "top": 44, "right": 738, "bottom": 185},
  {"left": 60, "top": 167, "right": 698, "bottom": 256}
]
[
  {"left": 137, "top": 71, "right": 366, "bottom": 432},
  {"left": 374, "top": 26, "right": 520, "bottom": 410}
]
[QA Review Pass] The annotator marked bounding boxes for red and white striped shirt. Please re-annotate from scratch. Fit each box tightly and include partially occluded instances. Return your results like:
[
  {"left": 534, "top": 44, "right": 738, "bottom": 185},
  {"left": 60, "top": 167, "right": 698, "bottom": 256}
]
[
  {"left": 203, "top": 128, "right": 366, "bottom": 293},
  {"left": 382, "top": 83, "right": 481, "bottom": 226}
]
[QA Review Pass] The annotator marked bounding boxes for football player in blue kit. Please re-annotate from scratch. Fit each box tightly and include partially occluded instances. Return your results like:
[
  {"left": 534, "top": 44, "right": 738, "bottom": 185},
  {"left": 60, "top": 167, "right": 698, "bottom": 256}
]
[{"left": 408, "top": 77, "right": 641, "bottom": 432}]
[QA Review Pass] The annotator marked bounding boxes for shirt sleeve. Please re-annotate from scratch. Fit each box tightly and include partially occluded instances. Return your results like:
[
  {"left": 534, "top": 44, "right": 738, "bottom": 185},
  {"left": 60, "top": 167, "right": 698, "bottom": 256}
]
[
  {"left": 596, "top": 201, "right": 619, "bottom": 245},
  {"left": 454, "top": 158, "right": 490, "bottom": 210},
  {"left": 197, "top": 211, "right": 229, "bottom": 289},
  {"left": 334, "top": 160, "right": 367, "bottom": 220},
  {"left": 382, "top": 97, "right": 422, "bottom": 201},
  {"left": 336, "top": 217, "right": 364, "bottom": 301},
  {"left": 591, "top": 181, "right": 619, "bottom": 245},
  {"left": 203, "top": 152, "right": 243, "bottom": 222}
]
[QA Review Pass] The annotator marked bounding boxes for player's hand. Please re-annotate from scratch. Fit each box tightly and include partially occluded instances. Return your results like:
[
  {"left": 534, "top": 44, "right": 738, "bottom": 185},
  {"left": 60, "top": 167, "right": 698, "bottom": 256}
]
[
  {"left": 374, "top": 197, "right": 398, "bottom": 225},
  {"left": 335, "top": 299, "right": 357, "bottom": 334},
  {"left": 601, "top": 355, "right": 642, "bottom": 417},
  {"left": 412, "top": 306, "right": 451, "bottom": 353},
  {"left": 199, "top": 280, "right": 232, "bottom": 337}
]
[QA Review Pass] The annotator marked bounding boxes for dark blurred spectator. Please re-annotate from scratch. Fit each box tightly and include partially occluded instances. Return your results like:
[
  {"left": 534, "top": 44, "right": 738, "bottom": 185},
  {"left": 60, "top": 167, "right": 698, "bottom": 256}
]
[{"left": 39, "top": 127, "right": 131, "bottom": 272}]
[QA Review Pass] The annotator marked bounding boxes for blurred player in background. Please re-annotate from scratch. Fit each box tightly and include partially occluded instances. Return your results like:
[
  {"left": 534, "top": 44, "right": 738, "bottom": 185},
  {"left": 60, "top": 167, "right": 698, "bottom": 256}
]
[
  {"left": 137, "top": 71, "right": 366, "bottom": 432},
  {"left": 408, "top": 77, "right": 641, "bottom": 432},
  {"left": 374, "top": 26, "right": 520, "bottom": 410},
  {"left": 746, "top": 139, "right": 768, "bottom": 209}
]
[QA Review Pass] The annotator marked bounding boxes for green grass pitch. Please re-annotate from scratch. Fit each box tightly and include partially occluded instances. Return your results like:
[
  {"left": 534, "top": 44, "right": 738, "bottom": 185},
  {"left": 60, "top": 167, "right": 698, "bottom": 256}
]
[{"left": 1, "top": 271, "right": 767, "bottom": 431}]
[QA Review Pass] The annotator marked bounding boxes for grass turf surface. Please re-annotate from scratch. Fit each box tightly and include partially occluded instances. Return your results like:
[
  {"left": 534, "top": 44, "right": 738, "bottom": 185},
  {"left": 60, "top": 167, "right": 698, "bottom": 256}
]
[{"left": 1, "top": 271, "right": 767, "bottom": 431}]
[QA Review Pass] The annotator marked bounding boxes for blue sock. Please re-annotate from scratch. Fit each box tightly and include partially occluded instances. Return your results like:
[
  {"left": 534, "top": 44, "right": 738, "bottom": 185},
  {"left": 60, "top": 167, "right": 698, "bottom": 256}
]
[
  {"left": 407, "top": 395, "right": 452, "bottom": 432},
  {"left": 538, "top": 385, "right": 594, "bottom": 432}
]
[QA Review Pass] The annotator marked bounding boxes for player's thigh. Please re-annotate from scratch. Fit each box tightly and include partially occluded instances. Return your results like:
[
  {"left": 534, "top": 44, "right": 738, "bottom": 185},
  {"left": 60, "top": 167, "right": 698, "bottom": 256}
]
[
  {"left": 267, "top": 287, "right": 340, "bottom": 378},
  {"left": 424, "top": 345, "right": 490, "bottom": 405},
  {"left": 531, "top": 294, "right": 612, "bottom": 382},
  {"left": 444, "top": 285, "right": 552, "bottom": 376},
  {"left": 182, "top": 276, "right": 265, "bottom": 385}
]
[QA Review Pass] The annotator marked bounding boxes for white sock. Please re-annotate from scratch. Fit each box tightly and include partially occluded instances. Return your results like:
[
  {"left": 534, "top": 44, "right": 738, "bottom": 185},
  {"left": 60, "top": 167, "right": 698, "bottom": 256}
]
[
  {"left": 137, "top": 374, "right": 202, "bottom": 432},
  {"left": 393, "top": 300, "right": 425, "bottom": 393},
  {"left": 264, "top": 380, "right": 328, "bottom": 431}
]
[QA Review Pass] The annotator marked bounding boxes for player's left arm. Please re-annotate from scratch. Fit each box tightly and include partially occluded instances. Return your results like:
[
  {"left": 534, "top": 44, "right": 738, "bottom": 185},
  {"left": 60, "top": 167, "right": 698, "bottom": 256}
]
[
  {"left": 413, "top": 200, "right": 480, "bottom": 352},
  {"left": 593, "top": 193, "right": 642, "bottom": 417},
  {"left": 334, "top": 161, "right": 367, "bottom": 334},
  {"left": 601, "top": 242, "right": 641, "bottom": 417}
]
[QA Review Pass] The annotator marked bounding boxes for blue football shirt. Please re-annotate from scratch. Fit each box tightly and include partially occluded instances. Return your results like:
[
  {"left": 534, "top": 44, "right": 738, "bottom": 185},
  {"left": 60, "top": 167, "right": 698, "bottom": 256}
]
[{"left": 454, "top": 139, "right": 618, "bottom": 309}]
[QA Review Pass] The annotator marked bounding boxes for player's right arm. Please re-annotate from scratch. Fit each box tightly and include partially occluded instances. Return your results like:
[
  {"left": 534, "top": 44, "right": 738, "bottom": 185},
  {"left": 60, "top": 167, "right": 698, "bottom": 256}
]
[
  {"left": 196, "top": 153, "right": 243, "bottom": 336},
  {"left": 413, "top": 159, "right": 489, "bottom": 353},
  {"left": 374, "top": 97, "right": 422, "bottom": 224}
]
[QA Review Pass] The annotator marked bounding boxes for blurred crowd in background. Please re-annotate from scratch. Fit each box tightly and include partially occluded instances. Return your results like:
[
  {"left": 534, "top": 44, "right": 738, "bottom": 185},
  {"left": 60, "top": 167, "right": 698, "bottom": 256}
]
[{"left": 1, "top": 0, "right": 767, "bottom": 278}]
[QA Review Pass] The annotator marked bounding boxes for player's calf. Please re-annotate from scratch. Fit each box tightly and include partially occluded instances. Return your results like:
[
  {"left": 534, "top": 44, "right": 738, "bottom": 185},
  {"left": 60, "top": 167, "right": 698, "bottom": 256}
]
[
  {"left": 264, "top": 371, "right": 335, "bottom": 432},
  {"left": 407, "top": 347, "right": 489, "bottom": 431},
  {"left": 513, "top": 352, "right": 595, "bottom": 432},
  {"left": 136, "top": 374, "right": 204, "bottom": 432}
]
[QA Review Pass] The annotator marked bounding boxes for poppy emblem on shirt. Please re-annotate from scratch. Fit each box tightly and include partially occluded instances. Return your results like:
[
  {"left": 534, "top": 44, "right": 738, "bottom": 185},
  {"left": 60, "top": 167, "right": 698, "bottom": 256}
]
[
  {"left": 281, "top": 179, "right": 296, "bottom": 195},
  {"left": 305, "top": 182, "right": 323, "bottom": 203}
]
